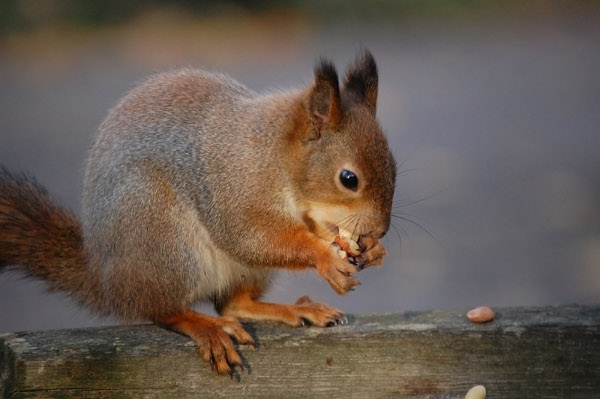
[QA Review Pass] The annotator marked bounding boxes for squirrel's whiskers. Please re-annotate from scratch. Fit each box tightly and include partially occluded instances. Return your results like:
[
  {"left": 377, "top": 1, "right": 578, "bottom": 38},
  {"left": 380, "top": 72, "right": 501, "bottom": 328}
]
[{"left": 0, "top": 49, "right": 397, "bottom": 376}]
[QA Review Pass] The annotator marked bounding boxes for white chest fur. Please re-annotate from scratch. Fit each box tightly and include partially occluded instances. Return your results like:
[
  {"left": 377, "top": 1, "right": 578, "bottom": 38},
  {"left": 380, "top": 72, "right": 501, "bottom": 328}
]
[{"left": 184, "top": 207, "right": 271, "bottom": 303}]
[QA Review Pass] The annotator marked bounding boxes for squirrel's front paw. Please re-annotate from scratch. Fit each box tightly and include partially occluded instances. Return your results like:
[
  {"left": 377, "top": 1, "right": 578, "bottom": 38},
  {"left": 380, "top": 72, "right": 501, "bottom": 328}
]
[
  {"left": 317, "top": 248, "right": 360, "bottom": 295},
  {"left": 356, "top": 236, "right": 388, "bottom": 270}
]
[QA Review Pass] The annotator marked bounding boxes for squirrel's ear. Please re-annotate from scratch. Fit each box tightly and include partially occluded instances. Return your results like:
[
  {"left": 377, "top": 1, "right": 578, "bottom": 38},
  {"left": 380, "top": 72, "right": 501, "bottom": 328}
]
[
  {"left": 342, "top": 49, "right": 378, "bottom": 115},
  {"left": 305, "top": 59, "right": 342, "bottom": 129}
]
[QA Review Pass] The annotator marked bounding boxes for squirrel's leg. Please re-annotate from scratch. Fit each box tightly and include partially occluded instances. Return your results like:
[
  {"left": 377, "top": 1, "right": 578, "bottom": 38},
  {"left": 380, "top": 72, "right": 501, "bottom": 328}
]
[
  {"left": 156, "top": 310, "right": 254, "bottom": 375},
  {"left": 249, "top": 225, "right": 360, "bottom": 295},
  {"left": 220, "top": 287, "right": 346, "bottom": 327}
]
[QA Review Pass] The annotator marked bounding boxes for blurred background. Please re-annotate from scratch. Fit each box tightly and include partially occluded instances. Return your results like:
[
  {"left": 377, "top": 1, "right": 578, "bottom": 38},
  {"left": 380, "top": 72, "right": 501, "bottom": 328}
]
[{"left": 1, "top": 0, "right": 599, "bottom": 333}]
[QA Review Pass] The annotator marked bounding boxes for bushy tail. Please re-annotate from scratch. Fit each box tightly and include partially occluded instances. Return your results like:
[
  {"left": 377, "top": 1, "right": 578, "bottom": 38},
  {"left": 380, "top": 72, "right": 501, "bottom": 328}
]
[{"left": 0, "top": 167, "right": 88, "bottom": 294}]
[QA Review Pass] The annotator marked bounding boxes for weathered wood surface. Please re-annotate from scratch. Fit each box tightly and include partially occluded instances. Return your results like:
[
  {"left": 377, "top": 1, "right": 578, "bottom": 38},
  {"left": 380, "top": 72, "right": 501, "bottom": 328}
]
[{"left": 1, "top": 304, "right": 599, "bottom": 398}]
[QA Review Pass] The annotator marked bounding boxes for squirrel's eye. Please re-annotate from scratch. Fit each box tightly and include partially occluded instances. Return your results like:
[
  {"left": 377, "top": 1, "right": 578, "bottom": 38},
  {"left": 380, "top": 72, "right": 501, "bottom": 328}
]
[{"left": 340, "top": 170, "right": 358, "bottom": 191}]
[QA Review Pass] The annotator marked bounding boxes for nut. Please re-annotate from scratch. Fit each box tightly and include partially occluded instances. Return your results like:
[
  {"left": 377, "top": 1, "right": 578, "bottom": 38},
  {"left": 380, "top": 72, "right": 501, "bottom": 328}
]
[
  {"left": 335, "top": 228, "right": 361, "bottom": 256},
  {"left": 464, "top": 385, "right": 486, "bottom": 399},
  {"left": 334, "top": 236, "right": 361, "bottom": 257},
  {"left": 467, "top": 306, "right": 495, "bottom": 323},
  {"left": 338, "top": 228, "right": 359, "bottom": 243}
]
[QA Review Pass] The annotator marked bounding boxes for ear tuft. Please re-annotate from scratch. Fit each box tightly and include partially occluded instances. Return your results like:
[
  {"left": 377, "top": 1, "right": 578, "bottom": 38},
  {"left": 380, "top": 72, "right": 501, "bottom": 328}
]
[
  {"left": 343, "top": 49, "right": 378, "bottom": 115},
  {"left": 315, "top": 59, "right": 339, "bottom": 92},
  {"left": 306, "top": 58, "right": 342, "bottom": 127}
]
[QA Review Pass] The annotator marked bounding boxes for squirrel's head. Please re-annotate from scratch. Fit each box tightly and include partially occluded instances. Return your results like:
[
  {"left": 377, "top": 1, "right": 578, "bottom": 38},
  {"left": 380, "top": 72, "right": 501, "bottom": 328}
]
[{"left": 287, "top": 50, "right": 397, "bottom": 242}]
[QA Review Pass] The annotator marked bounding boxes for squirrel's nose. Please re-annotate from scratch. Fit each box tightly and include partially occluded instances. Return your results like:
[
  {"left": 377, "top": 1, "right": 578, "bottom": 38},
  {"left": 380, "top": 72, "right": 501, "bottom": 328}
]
[
  {"left": 374, "top": 229, "right": 386, "bottom": 239},
  {"left": 362, "top": 214, "right": 390, "bottom": 240},
  {"left": 369, "top": 226, "right": 388, "bottom": 240},
  {"left": 374, "top": 217, "right": 391, "bottom": 239}
]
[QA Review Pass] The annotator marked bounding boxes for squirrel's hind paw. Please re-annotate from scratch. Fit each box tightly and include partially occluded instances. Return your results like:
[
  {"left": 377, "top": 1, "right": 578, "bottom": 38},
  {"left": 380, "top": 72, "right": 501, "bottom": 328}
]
[
  {"left": 292, "top": 296, "right": 347, "bottom": 327},
  {"left": 158, "top": 310, "right": 253, "bottom": 375},
  {"left": 221, "top": 295, "right": 346, "bottom": 328}
]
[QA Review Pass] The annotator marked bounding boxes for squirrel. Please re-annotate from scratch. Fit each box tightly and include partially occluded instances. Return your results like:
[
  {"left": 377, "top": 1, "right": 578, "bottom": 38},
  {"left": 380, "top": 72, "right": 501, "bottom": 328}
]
[{"left": 0, "top": 50, "right": 396, "bottom": 375}]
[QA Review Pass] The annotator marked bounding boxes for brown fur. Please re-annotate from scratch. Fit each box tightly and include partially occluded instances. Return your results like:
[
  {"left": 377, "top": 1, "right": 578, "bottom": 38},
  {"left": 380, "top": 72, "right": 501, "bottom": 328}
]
[
  {"left": 221, "top": 288, "right": 344, "bottom": 328},
  {"left": 158, "top": 310, "right": 255, "bottom": 375},
  {"left": 0, "top": 50, "right": 396, "bottom": 375},
  {"left": 0, "top": 169, "right": 90, "bottom": 296}
]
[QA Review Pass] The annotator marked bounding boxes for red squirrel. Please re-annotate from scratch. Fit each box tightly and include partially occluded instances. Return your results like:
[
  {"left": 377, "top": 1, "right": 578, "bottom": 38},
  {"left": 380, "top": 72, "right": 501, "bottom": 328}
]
[{"left": 0, "top": 50, "right": 396, "bottom": 375}]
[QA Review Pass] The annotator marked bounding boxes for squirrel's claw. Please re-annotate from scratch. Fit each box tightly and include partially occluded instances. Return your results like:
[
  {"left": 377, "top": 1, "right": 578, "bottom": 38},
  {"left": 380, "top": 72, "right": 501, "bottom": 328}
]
[
  {"left": 316, "top": 245, "right": 360, "bottom": 295},
  {"left": 356, "top": 236, "right": 388, "bottom": 270},
  {"left": 160, "top": 311, "right": 252, "bottom": 376},
  {"left": 322, "top": 268, "right": 360, "bottom": 295},
  {"left": 287, "top": 296, "right": 348, "bottom": 328}
]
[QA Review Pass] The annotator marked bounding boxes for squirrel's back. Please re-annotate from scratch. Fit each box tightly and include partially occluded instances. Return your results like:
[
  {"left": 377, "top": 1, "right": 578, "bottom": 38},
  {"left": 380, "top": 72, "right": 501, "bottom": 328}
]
[
  {"left": 84, "top": 67, "right": 300, "bottom": 249},
  {"left": 81, "top": 69, "right": 301, "bottom": 319},
  {"left": 1, "top": 51, "right": 399, "bottom": 376},
  {"left": 2, "top": 51, "right": 397, "bottom": 323}
]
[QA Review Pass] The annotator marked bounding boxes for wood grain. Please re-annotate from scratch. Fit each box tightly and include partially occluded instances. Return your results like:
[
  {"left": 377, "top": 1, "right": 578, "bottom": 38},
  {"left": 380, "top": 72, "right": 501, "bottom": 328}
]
[{"left": 1, "top": 305, "right": 599, "bottom": 398}]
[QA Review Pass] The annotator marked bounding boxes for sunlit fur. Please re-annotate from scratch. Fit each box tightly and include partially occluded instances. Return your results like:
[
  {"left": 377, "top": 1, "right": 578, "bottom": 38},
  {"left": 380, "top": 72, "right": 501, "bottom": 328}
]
[
  {"left": 1, "top": 50, "right": 396, "bottom": 323},
  {"left": 0, "top": 50, "right": 397, "bottom": 375}
]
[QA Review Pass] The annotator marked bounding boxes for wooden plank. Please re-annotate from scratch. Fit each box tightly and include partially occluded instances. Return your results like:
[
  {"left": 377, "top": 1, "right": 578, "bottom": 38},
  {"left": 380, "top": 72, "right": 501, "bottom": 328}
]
[{"left": 1, "top": 305, "right": 599, "bottom": 398}]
